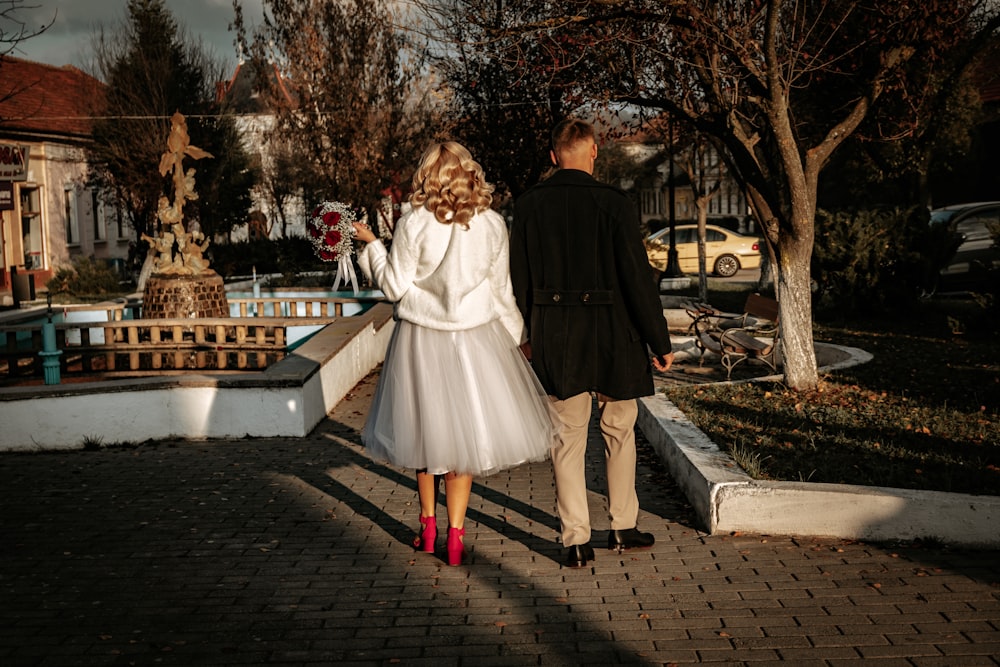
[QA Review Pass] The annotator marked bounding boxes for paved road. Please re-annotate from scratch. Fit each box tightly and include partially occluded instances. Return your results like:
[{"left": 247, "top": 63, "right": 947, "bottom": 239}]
[{"left": 1, "top": 371, "right": 998, "bottom": 666}]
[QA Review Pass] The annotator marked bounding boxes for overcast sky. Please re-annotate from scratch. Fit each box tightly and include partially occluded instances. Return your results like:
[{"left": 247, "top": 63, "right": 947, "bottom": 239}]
[{"left": 5, "top": 0, "right": 265, "bottom": 74}]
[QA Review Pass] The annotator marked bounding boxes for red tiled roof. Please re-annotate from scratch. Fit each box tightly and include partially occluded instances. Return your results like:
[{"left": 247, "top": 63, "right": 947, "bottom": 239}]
[
  {"left": 0, "top": 56, "right": 105, "bottom": 139},
  {"left": 216, "top": 61, "right": 296, "bottom": 113}
]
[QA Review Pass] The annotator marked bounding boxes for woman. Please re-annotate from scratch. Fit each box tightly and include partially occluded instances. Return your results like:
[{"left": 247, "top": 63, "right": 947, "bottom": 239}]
[{"left": 353, "top": 142, "right": 553, "bottom": 566}]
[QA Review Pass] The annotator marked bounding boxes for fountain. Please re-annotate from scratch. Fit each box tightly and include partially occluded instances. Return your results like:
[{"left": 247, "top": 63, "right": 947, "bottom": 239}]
[
  {"left": 0, "top": 113, "right": 395, "bottom": 451},
  {"left": 140, "top": 112, "right": 229, "bottom": 319}
]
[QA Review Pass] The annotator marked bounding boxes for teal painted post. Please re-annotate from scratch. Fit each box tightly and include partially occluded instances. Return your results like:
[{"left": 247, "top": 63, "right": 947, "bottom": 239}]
[{"left": 39, "top": 294, "right": 62, "bottom": 384}]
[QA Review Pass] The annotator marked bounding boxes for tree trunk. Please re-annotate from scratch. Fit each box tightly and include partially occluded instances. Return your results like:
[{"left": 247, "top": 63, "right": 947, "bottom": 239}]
[
  {"left": 756, "top": 237, "right": 775, "bottom": 292},
  {"left": 696, "top": 204, "right": 709, "bottom": 302},
  {"left": 776, "top": 230, "right": 818, "bottom": 391}
]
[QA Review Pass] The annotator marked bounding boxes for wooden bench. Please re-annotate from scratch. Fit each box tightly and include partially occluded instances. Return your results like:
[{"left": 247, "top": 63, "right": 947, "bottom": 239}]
[{"left": 686, "top": 293, "right": 781, "bottom": 379}]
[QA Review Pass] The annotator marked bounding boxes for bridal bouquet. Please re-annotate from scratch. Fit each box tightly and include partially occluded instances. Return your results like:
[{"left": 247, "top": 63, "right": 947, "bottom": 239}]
[{"left": 308, "top": 201, "right": 364, "bottom": 293}]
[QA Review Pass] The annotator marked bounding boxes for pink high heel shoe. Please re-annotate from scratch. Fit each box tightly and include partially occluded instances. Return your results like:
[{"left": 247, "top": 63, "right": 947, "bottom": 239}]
[
  {"left": 447, "top": 527, "right": 466, "bottom": 566},
  {"left": 413, "top": 515, "right": 436, "bottom": 553}
]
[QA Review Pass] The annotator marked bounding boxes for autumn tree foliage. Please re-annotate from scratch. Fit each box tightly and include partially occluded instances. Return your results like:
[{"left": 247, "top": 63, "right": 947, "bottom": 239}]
[
  {"left": 233, "top": 0, "right": 442, "bottom": 217},
  {"left": 427, "top": 0, "right": 1000, "bottom": 391},
  {"left": 88, "top": 0, "right": 256, "bottom": 243}
]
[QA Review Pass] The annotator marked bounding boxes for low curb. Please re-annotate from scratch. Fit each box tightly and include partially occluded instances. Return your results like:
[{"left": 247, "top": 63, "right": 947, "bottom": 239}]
[{"left": 637, "top": 343, "right": 1000, "bottom": 549}]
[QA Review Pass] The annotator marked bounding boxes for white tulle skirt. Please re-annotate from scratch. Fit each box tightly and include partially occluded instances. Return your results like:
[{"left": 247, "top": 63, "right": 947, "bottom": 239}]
[{"left": 362, "top": 319, "right": 555, "bottom": 476}]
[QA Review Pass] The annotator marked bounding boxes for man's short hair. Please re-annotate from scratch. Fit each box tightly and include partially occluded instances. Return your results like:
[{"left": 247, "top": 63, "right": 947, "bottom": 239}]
[{"left": 551, "top": 117, "right": 595, "bottom": 156}]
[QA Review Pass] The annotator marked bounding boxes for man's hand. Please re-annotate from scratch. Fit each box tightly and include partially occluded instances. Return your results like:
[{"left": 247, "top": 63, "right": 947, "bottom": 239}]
[
  {"left": 520, "top": 341, "right": 532, "bottom": 361},
  {"left": 652, "top": 352, "right": 674, "bottom": 372}
]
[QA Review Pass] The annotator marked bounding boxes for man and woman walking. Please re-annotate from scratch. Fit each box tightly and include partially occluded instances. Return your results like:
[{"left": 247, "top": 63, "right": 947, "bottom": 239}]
[{"left": 353, "top": 119, "right": 674, "bottom": 567}]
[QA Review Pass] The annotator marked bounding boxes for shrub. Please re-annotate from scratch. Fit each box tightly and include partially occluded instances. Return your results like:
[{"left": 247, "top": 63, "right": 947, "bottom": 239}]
[
  {"left": 811, "top": 206, "right": 958, "bottom": 317},
  {"left": 209, "top": 237, "right": 328, "bottom": 278},
  {"left": 46, "top": 256, "right": 122, "bottom": 298}
]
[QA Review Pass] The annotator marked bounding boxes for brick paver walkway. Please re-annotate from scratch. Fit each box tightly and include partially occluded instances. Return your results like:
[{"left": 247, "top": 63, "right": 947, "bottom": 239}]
[{"left": 1, "top": 371, "right": 998, "bottom": 666}]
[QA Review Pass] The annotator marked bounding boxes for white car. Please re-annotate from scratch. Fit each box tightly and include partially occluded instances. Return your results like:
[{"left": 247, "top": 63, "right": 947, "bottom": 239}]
[{"left": 645, "top": 224, "right": 762, "bottom": 277}]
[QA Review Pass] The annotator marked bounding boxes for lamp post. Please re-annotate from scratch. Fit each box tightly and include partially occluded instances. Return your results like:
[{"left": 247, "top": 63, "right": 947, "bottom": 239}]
[
  {"left": 39, "top": 292, "right": 62, "bottom": 385},
  {"left": 664, "top": 114, "right": 684, "bottom": 278}
]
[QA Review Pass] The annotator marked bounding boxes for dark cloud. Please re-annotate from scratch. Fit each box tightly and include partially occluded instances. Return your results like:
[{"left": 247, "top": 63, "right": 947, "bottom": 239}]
[{"left": 6, "top": 0, "right": 263, "bottom": 70}]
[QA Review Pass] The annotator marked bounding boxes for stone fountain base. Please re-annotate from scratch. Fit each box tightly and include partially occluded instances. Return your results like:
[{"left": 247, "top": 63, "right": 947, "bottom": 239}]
[{"left": 143, "top": 273, "right": 229, "bottom": 319}]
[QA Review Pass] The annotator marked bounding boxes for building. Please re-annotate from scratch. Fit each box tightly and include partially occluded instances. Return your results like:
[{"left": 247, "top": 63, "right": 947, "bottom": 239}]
[
  {"left": 620, "top": 138, "right": 750, "bottom": 235},
  {"left": 215, "top": 61, "right": 310, "bottom": 241},
  {"left": 0, "top": 56, "right": 127, "bottom": 302}
]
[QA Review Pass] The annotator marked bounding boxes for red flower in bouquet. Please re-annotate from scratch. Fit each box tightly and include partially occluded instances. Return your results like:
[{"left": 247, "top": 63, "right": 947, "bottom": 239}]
[{"left": 307, "top": 201, "right": 361, "bottom": 263}]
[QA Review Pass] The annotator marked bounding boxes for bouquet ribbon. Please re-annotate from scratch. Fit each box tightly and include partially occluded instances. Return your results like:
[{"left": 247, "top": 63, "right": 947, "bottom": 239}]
[{"left": 332, "top": 255, "right": 359, "bottom": 294}]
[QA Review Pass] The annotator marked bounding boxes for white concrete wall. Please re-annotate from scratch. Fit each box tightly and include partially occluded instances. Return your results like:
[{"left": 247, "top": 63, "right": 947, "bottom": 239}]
[{"left": 0, "top": 304, "right": 394, "bottom": 451}]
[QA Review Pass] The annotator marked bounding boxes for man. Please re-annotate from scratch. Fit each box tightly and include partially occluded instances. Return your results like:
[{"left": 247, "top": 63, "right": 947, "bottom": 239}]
[{"left": 510, "top": 117, "right": 674, "bottom": 568}]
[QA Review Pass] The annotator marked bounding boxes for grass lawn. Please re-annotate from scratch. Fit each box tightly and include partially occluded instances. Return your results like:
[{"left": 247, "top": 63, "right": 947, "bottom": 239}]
[{"left": 661, "top": 281, "right": 999, "bottom": 497}]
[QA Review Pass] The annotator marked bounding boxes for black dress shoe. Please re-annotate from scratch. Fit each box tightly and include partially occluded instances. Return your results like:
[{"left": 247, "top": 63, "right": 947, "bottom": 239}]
[
  {"left": 562, "top": 544, "right": 595, "bottom": 568},
  {"left": 608, "top": 528, "right": 655, "bottom": 552}
]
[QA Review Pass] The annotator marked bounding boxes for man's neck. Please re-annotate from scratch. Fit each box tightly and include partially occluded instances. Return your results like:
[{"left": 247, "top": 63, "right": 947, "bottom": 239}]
[
  {"left": 557, "top": 142, "right": 596, "bottom": 174},
  {"left": 559, "top": 161, "right": 592, "bottom": 174}
]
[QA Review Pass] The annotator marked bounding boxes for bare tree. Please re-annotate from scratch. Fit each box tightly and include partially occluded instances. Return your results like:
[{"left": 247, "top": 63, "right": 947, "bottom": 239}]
[
  {"left": 257, "top": 132, "right": 302, "bottom": 239},
  {"left": 0, "top": 0, "right": 52, "bottom": 59},
  {"left": 414, "top": 1, "right": 567, "bottom": 200},
  {"left": 418, "top": 0, "right": 1000, "bottom": 391},
  {"left": 678, "top": 137, "right": 722, "bottom": 303},
  {"left": 824, "top": 24, "right": 1000, "bottom": 209},
  {"left": 233, "top": 0, "right": 442, "bottom": 216}
]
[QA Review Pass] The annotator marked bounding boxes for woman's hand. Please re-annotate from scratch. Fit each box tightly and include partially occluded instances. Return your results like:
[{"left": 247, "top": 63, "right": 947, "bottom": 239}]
[{"left": 353, "top": 222, "right": 376, "bottom": 243}]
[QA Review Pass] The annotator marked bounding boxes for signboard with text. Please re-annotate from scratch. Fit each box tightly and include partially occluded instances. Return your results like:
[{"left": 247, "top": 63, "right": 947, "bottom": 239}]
[{"left": 0, "top": 143, "right": 30, "bottom": 181}]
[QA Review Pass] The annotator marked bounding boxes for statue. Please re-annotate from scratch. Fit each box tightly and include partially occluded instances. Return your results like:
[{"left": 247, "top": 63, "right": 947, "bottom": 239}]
[
  {"left": 141, "top": 112, "right": 215, "bottom": 276},
  {"left": 140, "top": 112, "right": 229, "bottom": 320}
]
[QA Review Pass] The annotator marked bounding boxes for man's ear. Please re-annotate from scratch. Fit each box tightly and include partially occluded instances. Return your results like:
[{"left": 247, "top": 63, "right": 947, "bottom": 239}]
[
  {"left": 590, "top": 142, "right": 598, "bottom": 159},
  {"left": 550, "top": 149, "right": 558, "bottom": 166}
]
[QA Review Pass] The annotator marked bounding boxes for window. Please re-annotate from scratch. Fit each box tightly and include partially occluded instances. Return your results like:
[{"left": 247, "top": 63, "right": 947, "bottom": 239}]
[
  {"left": 64, "top": 186, "right": 79, "bottom": 245},
  {"left": 957, "top": 208, "right": 1000, "bottom": 242},
  {"left": 113, "top": 201, "right": 127, "bottom": 239},
  {"left": 675, "top": 228, "right": 697, "bottom": 244},
  {"left": 91, "top": 189, "right": 107, "bottom": 242},
  {"left": 19, "top": 186, "right": 43, "bottom": 269},
  {"left": 642, "top": 190, "right": 661, "bottom": 216}
]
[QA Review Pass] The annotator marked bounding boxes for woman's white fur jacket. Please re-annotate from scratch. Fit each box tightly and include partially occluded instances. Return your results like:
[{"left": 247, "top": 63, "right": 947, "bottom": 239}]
[{"left": 357, "top": 205, "right": 526, "bottom": 344}]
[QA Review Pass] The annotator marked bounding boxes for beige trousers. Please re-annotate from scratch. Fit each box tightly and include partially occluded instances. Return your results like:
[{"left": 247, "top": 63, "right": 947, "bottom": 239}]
[{"left": 549, "top": 392, "right": 640, "bottom": 547}]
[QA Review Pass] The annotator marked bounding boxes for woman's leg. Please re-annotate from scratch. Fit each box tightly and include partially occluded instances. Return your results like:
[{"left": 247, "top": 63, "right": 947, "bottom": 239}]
[
  {"left": 416, "top": 470, "right": 439, "bottom": 518},
  {"left": 412, "top": 470, "right": 439, "bottom": 552},
  {"left": 443, "top": 472, "right": 472, "bottom": 528},
  {"left": 443, "top": 472, "right": 473, "bottom": 565}
]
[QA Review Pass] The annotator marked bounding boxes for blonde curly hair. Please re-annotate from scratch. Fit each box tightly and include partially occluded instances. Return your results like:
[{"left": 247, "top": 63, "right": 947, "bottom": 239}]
[{"left": 409, "top": 142, "right": 494, "bottom": 228}]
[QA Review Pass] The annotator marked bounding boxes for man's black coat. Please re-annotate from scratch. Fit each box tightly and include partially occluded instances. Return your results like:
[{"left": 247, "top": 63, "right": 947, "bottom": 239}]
[{"left": 510, "top": 168, "right": 673, "bottom": 400}]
